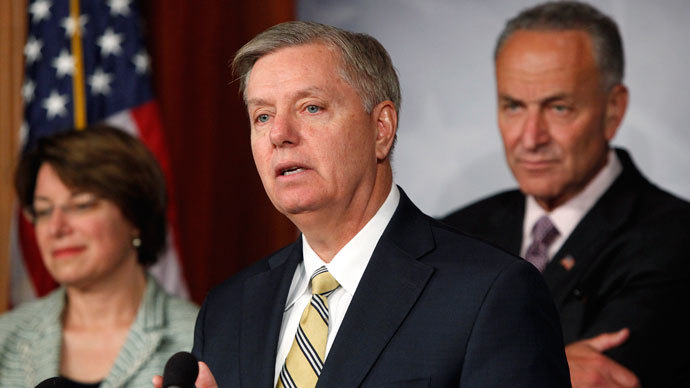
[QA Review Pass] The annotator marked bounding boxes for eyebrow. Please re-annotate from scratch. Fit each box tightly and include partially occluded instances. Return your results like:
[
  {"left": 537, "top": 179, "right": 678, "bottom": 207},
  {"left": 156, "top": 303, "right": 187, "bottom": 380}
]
[
  {"left": 33, "top": 191, "right": 91, "bottom": 203},
  {"left": 499, "top": 93, "right": 572, "bottom": 105},
  {"left": 246, "top": 86, "right": 329, "bottom": 107}
]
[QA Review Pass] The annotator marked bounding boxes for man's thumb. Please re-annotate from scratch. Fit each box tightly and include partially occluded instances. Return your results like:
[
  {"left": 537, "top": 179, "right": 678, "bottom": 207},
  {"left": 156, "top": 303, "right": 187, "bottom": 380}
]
[{"left": 586, "top": 328, "right": 630, "bottom": 352}]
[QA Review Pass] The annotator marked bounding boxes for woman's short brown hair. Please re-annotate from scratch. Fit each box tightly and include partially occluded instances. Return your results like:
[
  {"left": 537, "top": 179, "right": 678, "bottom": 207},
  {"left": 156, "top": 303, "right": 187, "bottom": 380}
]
[{"left": 15, "top": 125, "right": 168, "bottom": 266}]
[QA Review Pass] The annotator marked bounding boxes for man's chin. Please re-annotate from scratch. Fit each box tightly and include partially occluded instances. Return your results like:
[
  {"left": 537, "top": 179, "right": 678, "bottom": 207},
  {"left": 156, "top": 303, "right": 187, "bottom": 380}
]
[
  {"left": 275, "top": 198, "right": 319, "bottom": 217},
  {"left": 518, "top": 180, "right": 562, "bottom": 201}
]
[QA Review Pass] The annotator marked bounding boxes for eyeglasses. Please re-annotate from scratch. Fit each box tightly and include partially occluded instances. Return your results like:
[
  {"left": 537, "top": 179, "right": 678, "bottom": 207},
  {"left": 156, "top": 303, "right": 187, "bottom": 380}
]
[{"left": 31, "top": 194, "right": 102, "bottom": 223}]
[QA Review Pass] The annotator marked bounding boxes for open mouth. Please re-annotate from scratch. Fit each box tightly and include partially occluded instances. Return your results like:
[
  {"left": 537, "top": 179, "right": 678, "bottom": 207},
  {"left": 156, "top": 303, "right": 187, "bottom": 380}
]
[{"left": 281, "top": 167, "right": 305, "bottom": 176}]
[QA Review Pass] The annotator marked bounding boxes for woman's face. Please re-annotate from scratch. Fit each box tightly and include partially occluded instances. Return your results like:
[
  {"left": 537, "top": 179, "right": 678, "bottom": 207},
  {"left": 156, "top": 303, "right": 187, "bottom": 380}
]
[{"left": 32, "top": 163, "right": 140, "bottom": 288}]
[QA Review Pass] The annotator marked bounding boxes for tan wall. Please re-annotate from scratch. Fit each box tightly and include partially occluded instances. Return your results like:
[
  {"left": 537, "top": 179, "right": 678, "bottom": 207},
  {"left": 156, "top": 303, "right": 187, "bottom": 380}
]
[{"left": 0, "top": 0, "right": 26, "bottom": 313}]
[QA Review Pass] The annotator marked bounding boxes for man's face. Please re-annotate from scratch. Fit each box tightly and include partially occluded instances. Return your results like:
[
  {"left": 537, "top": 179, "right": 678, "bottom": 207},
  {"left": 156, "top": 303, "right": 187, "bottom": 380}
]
[
  {"left": 246, "top": 43, "right": 383, "bottom": 221},
  {"left": 495, "top": 30, "right": 627, "bottom": 210}
]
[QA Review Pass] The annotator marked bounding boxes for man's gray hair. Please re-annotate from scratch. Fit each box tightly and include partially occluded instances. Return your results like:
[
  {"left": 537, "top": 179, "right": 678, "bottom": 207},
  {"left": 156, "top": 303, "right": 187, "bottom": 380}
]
[
  {"left": 495, "top": 1, "right": 624, "bottom": 90},
  {"left": 232, "top": 21, "right": 401, "bottom": 115}
]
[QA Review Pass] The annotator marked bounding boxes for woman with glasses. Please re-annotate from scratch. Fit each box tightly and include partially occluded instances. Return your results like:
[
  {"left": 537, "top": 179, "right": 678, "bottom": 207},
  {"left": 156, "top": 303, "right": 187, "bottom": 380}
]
[{"left": 0, "top": 125, "right": 198, "bottom": 387}]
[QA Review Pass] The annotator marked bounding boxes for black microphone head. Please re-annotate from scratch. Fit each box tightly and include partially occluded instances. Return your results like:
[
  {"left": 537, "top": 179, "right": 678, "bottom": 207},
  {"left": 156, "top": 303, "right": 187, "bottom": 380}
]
[
  {"left": 35, "top": 377, "right": 68, "bottom": 388},
  {"left": 162, "top": 351, "right": 199, "bottom": 388}
]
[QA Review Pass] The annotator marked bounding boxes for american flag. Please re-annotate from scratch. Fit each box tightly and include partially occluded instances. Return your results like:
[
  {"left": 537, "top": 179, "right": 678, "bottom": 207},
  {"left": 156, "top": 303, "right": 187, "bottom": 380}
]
[{"left": 11, "top": 0, "right": 189, "bottom": 305}]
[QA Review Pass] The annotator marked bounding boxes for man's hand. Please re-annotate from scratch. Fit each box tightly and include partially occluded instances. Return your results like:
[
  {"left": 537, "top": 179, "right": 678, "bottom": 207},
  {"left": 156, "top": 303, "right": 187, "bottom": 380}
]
[
  {"left": 152, "top": 361, "right": 218, "bottom": 388},
  {"left": 566, "top": 328, "right": 641, "bottom": 388}
]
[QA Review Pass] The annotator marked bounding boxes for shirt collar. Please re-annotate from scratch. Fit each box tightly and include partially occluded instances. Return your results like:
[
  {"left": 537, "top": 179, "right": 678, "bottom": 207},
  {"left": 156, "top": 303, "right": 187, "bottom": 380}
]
[
  {"left": 523, "top": 149, "right": 622, "bottom": 244},
  {"left": 285, "top": 184, "right": 400, "bottom": 309}
]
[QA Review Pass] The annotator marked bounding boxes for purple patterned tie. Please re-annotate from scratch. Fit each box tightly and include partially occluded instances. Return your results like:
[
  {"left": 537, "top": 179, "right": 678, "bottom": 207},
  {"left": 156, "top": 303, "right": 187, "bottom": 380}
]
[{"left": 524, "top": 215, "right": 560, "bottom": 272}]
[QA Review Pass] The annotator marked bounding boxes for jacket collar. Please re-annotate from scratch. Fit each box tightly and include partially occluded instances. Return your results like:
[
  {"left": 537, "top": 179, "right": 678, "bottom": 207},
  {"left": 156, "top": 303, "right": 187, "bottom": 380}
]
[
  {"left": 543, "top": 148, "right": 648, "bottom": 304},
  {"left": 241, "top": 241, "right": 302, "bottom": 387},
  {"left": 238, "top": 187, "right": 436, "bottom": 387},
  {"left": 319, "top": 188, "right": 436, "bottom": 386}
]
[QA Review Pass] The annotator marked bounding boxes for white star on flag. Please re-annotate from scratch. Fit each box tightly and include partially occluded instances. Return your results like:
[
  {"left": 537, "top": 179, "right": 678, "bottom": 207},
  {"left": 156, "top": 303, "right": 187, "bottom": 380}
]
[
  {"left": 42, "top": 90, "right": 69, "bottom": 119},
  {"left": 24, "top": 37, "right": 43, "bottom": 64},
  {"left": 133, "top": 51, "right": 150, "bottom": 74},
  {"left": 22, "top": 80, "right": 36, "bottom": 103},
  {"left": 29, "top": 0, "right": 52, "bottom": 23},
  {"left": 108, "top": 0, "right": 131, "bottom": 16},
  {"left": 97, "top": 28, "right": 124, "bottom": 56},
  {"left": 61, "top": 14, "right": 89, "bottom": 37},
  {"left": 52, "top": 49, "right": 75, "bottom": 78},
  {"left": 89, "top": 68, "right": 114, "bottom": 95}
]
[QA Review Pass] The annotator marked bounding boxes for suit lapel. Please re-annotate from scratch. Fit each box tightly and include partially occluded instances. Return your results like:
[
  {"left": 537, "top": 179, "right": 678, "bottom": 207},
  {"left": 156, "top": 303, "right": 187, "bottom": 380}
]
[
  {"left": 317, "top": 189, "right": 435, "bottom": 387},
  {"left": 543, "top": 149, "right": 644, "bottom": 305},
  {"left": 240, "top": 241, "right": 302, "bottom": 388}
]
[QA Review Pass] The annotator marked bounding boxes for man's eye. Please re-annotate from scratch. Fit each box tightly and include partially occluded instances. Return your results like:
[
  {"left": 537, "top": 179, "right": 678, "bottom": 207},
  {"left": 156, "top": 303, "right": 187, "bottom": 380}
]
[
  {"left": 306, "top": 105, "right": 320, "bottom": 114},
  {"left": 257, "top": 114, "right": 270, "bottom": 123},
  {"left": 503, "top": 102, "right": 521, "bottom": 112},
  {"left": 551, "top": 105, "right": 570, "bottom": 114}
]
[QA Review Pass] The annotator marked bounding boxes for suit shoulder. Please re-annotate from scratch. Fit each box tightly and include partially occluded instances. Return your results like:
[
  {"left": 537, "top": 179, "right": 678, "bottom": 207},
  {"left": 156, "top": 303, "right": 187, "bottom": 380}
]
[
  {"left": 609, "top": 178, "right": 690, "bottom": 247},
  {"left": 204, "top": 241, "right": 298, "bottom": 303},
  {"left": 636, "top": 181, "right": 690, "bottom": 219},
  {"left": 627, "top": 184, "right": 690, "bottom": 254},
  {"left": 441, "top": 189, "right": 522, "bottom": 227},
  {"left": 429, "top": 217, "right": 523, "bottom": 273}
]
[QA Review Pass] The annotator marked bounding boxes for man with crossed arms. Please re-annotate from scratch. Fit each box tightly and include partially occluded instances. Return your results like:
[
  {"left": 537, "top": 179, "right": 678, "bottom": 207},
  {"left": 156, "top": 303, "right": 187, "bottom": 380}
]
[{"left": 443, "top": 2, "right": 690, "bottom": 387}]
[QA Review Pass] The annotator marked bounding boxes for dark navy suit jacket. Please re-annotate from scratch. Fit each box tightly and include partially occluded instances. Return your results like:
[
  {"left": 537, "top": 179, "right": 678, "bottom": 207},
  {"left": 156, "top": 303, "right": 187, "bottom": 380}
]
[
  {"left": 443, "top": 149, "right": 690, "bottom": 387},
  {"left": 192, "top": 189, "right": 570, "bottom": 387}
]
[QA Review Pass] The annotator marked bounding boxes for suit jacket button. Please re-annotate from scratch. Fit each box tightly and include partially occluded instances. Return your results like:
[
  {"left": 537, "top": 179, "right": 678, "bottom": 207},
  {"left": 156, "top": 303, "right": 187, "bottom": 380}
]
[{"left": 572, "top": 288, "right": 583, "bottom": 298}]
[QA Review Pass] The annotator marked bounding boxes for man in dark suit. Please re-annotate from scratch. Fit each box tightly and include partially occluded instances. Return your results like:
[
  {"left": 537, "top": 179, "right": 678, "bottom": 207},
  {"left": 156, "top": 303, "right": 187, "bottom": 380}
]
[
  {"left": 442, "top": 2, "right": 690, "bottom": 388},
  {"left": 163, "top": 21, "right": 570, "bottom": 387}
]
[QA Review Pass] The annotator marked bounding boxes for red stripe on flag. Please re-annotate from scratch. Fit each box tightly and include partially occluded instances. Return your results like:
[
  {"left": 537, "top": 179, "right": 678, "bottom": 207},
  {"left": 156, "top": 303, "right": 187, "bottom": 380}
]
[{"left": 17, "top": 209, "right": 58, "bottom": 297}]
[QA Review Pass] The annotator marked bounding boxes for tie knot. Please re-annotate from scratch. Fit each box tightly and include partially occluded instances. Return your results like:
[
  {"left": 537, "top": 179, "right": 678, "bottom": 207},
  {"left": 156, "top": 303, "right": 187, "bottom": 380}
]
[
  {"left": 310, "top": 266, "right": 340, "bottom": 295},
  {"left": 532, "top": 215, "right": 559, "bottom": 246}
]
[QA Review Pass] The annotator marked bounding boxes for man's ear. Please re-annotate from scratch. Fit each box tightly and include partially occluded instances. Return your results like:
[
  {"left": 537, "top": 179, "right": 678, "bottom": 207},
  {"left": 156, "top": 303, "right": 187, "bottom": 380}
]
[
  {"left": 604, "top": 84, "right": 629, "bottom": 141},
  {"left": 371, "top": 100, "right": 397, "bottom": 161}
]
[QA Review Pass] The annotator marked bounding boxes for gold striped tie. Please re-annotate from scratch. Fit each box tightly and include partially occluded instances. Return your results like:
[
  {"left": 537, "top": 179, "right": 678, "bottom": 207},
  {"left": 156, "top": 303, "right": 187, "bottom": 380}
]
[{"left": 277, "top": 266, "right": 340, "bottom": 388}]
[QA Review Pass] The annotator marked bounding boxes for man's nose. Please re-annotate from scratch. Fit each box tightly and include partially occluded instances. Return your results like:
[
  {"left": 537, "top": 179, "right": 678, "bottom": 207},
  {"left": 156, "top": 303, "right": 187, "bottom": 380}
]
[
  {"left": 269, "top": 112, "right": 299, "bottom": 147},
  {"left": 520, "top": 109, "right": 550, "bottom": 150}
]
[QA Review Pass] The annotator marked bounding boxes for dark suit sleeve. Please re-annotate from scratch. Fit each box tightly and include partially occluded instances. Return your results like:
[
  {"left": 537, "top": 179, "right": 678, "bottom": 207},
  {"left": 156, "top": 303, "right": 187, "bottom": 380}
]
[
  {"left": 459, "top": 260, "right": 571, "bottom": 387},
  {"left": 574, "top": 224, "right": 690, "bottom": 386}
]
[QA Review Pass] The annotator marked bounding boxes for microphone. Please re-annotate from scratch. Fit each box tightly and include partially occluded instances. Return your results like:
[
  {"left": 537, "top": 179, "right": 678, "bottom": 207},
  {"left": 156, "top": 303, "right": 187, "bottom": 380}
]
[
  {"left": 34, "top": 377, "right": 68, "bottom": 387},
  {"left": 162, "top": 351, "right": 199, "bottom": 388}
]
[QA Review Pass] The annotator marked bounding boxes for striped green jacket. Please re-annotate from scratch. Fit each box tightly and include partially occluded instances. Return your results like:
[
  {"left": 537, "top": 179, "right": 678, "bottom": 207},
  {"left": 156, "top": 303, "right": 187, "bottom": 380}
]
[{"left": 0, "top": 275, "right": 198, "bottom": 387}]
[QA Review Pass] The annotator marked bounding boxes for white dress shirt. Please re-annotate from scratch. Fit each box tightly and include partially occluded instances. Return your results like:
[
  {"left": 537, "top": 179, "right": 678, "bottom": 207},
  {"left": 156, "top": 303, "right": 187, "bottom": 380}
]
[
  {"left": 273, "top": 185, "right": 400, "bottom": 385},
  {"left": 521, "top": 149, "right": 622, "bottom": 260}
]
